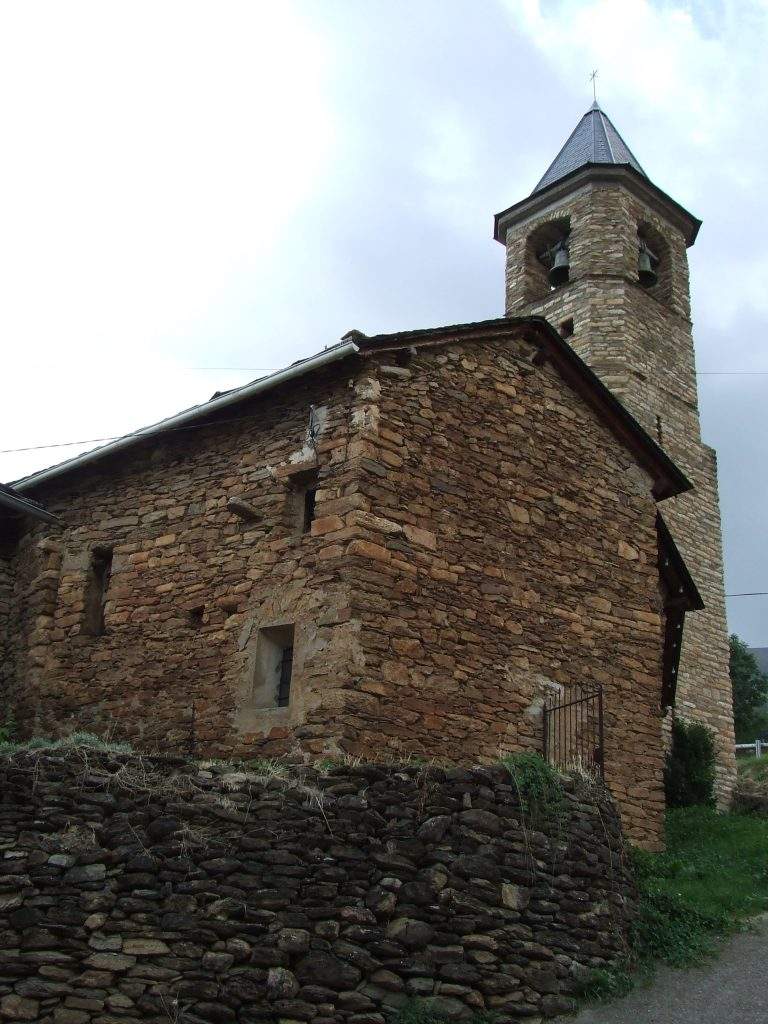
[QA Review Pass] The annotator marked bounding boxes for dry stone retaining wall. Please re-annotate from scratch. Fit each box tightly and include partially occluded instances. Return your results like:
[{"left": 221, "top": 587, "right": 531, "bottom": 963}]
[{"left": 0, "top": 750, "right": 635, "bottom": 1023}]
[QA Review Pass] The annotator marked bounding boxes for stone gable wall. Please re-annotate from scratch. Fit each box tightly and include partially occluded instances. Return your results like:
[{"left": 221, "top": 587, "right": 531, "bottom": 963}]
[
  {"left": 503, "top": 181, "right": 736, "bottom": 806},
  {"left": 336, "top": 335, "right": 667, "bottom": 847},
  {"left": 0, "top": 750, "right": 635, "bottom": 1024}
]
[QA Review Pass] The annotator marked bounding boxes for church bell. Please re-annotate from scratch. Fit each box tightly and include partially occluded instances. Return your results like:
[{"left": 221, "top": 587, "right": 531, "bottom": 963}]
[
  {"left": 549, "top": 240, "right": 569, "bottom": 287},
  {"left": 638, "top": 242, "right": 658, "bottom": 288}
]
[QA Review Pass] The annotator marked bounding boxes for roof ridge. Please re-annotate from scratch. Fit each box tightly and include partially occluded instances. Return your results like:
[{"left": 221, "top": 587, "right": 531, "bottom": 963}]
[{"left": 598, "top": 109, "right": 616, "bottom": 162}]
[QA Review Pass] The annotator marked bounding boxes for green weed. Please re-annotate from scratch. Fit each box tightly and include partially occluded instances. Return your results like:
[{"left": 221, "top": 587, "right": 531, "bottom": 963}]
[
  {"left": 0, "top": 715, "right": 15, "bottom": 745},
  {"left": 501, "top": 751, "right": 564, "bottom": 826},
  {"left": 573, "top": 967, "right": 633, "bottom": 1002}
]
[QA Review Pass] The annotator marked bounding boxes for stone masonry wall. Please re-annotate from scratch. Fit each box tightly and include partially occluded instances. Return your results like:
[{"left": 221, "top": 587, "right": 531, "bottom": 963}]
[
  {"left": 0, "top": 748, "right": 635, "bottom": 1024},
  {"left": 503, "top": 181, "right": 736, "bottom": 805},
  {"left": 2, "top": 325, "right": 671, "bottom": 848},
  {"left": 332, "top": 331, "right": 668, "bottom": 848},
  {"left": 2, "top": 364, "right": 365, "bottom": 758}
]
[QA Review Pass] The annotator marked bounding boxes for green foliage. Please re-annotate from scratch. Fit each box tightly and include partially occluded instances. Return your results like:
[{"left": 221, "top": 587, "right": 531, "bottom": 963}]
[
  {"left": 0, "top": 714, "right": 15, "bottom": 744},
  {"left": 631, "top": 807, "right": 768, "bottom": 969},
  {"left": 664, "top": 717, "right": 716, "bottom": 808},
  {"left": 501, "top": 751, "right": 564, "bottom": 825},
  {"left": 730, "top": 634, "right": 768, "bottom": 741},
  {"left": 575, "top": 807, "right": 768, "bottom": 1006},
  {"left": 390, "top": 1001, "right": 495, "bottom": 1024}
]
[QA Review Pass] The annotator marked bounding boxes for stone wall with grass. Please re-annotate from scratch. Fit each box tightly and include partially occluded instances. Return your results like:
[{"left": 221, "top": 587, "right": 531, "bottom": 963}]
[{"left": 0, "top": 744, "right": 635, "bottom": 1024}]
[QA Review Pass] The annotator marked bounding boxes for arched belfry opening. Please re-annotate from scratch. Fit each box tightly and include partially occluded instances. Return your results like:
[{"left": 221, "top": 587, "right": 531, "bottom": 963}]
[
  {"left": 637, "top": 222, "right": 672, "bottom": 305},
  {"left": 525, "top": 217, "right": 571, "bottom": 302}
]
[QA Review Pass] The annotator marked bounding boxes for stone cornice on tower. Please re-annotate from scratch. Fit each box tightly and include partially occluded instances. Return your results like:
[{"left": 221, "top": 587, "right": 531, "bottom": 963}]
[{"left": 494, "top": 163, "right": 701, "bottom": 247}]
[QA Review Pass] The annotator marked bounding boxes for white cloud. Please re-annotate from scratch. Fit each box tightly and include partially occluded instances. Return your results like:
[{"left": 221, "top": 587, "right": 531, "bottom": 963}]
[{"left": 1, "top": 1, "right": 333, "bottom": 479}]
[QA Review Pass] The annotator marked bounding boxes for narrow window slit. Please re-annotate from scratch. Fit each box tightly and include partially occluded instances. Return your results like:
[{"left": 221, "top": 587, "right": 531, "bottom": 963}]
[
  {"left": 303, "top": 486, "right": 318, "bottom": 534},
  {"left": 277, "top": 644, "right": 294, "bottom": 707},
  {"left": 84, "top": 546, "right": 113, "bottom": 637}
]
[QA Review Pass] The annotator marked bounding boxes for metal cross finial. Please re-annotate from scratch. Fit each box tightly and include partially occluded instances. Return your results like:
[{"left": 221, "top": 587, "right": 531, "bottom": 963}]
[{"left": 590, "top": 69, "right": 598, "bottom": 102}]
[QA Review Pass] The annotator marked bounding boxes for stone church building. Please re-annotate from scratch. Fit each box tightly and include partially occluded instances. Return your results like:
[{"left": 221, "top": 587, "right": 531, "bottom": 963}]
[{"left": 0, "top": 105, "right": 734, "bottom": 847}]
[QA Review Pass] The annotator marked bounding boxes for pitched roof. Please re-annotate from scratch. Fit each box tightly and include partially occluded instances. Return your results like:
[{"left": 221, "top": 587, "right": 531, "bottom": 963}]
[
  {"left": 533, "top": 102, "right": 647, "bottom": 194},
  {"left": 12, "top": 317, "right": 690, "bottom": 504}
]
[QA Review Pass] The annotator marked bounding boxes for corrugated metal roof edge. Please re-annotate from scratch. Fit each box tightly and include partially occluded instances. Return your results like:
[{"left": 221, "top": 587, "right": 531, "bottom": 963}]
[
  {"left": 0, "top": 482, "right": 61, "bottom": 525},
  {"left": 13, "top": 342, "right": 360, "bottom": 493}
]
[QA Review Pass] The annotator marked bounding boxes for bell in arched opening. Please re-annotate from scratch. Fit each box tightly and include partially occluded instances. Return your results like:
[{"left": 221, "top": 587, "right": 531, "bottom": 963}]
[
  {"left": 638, "top": 241, "right": 658, "bottom": 288},
  {"left": 549, "top": 240, "right": 570, "bottom": 287}
]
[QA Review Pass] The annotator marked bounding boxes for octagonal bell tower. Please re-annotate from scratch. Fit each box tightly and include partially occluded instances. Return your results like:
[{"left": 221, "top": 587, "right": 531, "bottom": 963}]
[{"left": 495, "top": 102, "right": 735, "bottom": 803}]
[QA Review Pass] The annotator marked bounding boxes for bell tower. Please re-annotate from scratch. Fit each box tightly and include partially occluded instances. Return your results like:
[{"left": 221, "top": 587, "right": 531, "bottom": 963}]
[{"left": 495, "top": 103, "right": 735, "bottom": 802}]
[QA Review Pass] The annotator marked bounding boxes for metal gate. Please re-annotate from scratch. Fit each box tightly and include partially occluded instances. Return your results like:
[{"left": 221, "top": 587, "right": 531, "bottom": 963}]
[{"left": 543, "top": 684, "right": 604, "bottom": 778}]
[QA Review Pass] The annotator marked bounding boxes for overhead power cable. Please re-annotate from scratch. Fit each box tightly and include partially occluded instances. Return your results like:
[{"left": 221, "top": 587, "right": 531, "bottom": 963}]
[{"left": 0, "top": 408, "right": 279, "bottom": 455}]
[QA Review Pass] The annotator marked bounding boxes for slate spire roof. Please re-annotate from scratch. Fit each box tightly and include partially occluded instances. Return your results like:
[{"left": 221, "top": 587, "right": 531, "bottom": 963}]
[{"left": 533, "top": 102, "right": 647, "bottom": 194}]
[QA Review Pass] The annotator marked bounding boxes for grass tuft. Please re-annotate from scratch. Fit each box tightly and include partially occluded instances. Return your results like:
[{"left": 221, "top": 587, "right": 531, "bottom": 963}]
[{"left": 500, "top": 751, "right": 564, "bottom": 826}]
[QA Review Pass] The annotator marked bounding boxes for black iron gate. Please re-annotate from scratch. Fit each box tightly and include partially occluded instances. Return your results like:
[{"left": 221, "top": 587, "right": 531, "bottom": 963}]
[{"left": 543, "top": 684, "right": 604, "bottom": 778}]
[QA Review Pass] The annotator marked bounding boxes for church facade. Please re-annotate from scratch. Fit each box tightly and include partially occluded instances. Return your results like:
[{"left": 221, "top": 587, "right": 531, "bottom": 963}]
[{"left": 0, "top": 106, "right": 733, "bottom": 846}]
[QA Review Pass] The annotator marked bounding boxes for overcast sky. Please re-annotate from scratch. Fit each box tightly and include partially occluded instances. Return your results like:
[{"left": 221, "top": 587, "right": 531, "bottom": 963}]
[{"left": 1, "top": 0, "right": 766, "bottom": 645}]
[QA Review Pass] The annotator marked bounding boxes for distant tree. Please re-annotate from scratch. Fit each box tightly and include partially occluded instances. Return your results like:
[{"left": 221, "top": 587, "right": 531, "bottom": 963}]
[{"left": 729, "top": 634, "right": 768, "bottom": 741}]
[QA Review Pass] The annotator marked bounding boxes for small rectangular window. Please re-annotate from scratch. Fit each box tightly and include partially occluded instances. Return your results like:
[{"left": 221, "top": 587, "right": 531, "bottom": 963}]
[
  {"left": 83, "top": 547, "right": 112, "bottom": 637},
  {"left": 252, "top": 624, "right": 296, "bottom": 709},
  {"left": 286, "top": 470, "right": 319, "bottom": 536}
]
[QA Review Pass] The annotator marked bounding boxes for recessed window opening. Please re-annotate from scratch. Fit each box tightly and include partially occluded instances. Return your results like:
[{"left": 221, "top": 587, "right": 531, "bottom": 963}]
[
  {"left": 526, "top": 217, "right": 571, "bottom": 301},
  {"left": 83, "top": 546, "right": 113, "bottom": 637},
  {"left": 288, "top": 470, "right": 319, "bottom": 536},
  {"left": 252, "top": 623, "right": 296, "bottom": 709},
  {"left": 637, "top": 223, "right": 671, "bottom": 304},
  {"left": 189, "top": 605, "right": 205, "bottom": 627},
  {"left": 303, "top": 486, "right": 318, "bottom": 534}
]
